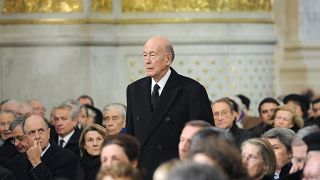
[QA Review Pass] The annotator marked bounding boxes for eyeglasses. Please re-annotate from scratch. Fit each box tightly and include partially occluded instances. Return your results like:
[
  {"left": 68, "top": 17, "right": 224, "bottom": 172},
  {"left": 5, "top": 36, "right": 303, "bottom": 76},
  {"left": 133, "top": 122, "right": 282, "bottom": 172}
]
[
  {"left": 213, "top": 111, "right": 231, "bottom": 118},
  {"left": 11, "top": 135, "right": 26, "bottom": 144}
]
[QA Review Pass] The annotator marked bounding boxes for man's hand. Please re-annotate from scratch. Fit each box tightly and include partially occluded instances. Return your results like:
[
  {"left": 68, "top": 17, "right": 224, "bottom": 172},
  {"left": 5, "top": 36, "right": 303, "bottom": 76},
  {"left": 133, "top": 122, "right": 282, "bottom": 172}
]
[{"left": 27, "top": 141, "right": 42, "bottom": 167}]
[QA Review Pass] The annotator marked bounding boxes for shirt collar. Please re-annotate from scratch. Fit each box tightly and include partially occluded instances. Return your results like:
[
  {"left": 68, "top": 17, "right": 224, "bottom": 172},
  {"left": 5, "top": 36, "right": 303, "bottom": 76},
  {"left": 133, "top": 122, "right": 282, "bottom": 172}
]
[
  {"left": 58, "top": 130, "right": 75, "bottom": 148},
  {"left": 151, "top": 68, "right": 171, "bottom": 95},
  {"left": 41, "top": 143, "right": 50, "bottom": 157}
]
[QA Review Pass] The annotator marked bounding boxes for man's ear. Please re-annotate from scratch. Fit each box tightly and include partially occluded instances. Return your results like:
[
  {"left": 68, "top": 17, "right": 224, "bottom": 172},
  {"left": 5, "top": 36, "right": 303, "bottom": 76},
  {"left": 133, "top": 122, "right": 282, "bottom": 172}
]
[{"left": 165, "top": 53, "right": 173, "bottom": 65}]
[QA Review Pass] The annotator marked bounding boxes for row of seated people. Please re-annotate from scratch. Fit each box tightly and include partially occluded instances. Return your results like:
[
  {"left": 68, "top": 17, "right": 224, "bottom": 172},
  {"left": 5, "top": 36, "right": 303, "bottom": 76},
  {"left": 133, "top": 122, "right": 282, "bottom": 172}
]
[{"left": 0, "top": 93, "right": 320, "bottom": 179}]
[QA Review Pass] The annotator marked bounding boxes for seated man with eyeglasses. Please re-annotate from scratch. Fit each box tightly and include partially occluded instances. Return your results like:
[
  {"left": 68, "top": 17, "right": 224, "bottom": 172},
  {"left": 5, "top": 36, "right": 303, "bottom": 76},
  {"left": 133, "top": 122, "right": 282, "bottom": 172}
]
[
  {"left": 9, "top": 117, "right": 30, "bottom": 153},
  {"left": 7, "top": 115, "right": 79, "bottom": 180},
  {"left": 211, "top": 97, "right": 255, "bottom": 148}
]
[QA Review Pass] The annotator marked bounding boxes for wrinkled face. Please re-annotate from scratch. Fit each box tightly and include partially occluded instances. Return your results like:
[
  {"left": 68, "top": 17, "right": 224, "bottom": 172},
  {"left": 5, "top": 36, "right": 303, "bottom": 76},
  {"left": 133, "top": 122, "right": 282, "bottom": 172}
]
[
  {"left": 54, "top": 108, "right": 77, "bottom": 137},
  {"left": 287, "top": 101, "right": 303, "bottom": 118},
  {"left": 241, "top": 143, "right": 265, "bottom": 179},
  {"left": 84, "top": 130, "right": 104, "bottom": 156},
  {"left": 178, "top": 125, "right": 202, "bottom": 160},
  {"left": 0, "top": 112, "right": 15, "bottom": 140},
  {"left": 24, "top": 116, "right": 50, "bottom": 150},
  {"left": 312, "top": 102, "right": 320, "bottom": 118},
  {"left": 260, "top": 102, "right": 278, "bottom": 123},
  {"left": 291, "top": 144, "right": 308, "bottom": 171},
  {"left": 212, "top": 102, "right": 235, "bottom": 129},
  {"left": 101, "top": 144, "right": 130, "bottom": 168},
  {"left": 266, "top": 138, "right": 291, "bottom": 170},
  {"left": 143, "top": 37, "right": 172, "bottom": 82},
  {"left": 274, "top": 110, "right": 294, "bottom": 129},
  {"left": 192, "top": 153, "right": 216, "bottom": 166},
  {"left": 11, "top": 125, "right": 30, "bottom": 153},
  {"left": 30, "top": 101, "right": 46, "bottom": 118},
  {"left": 303, "top": 152, "right": 320, "bottom": 180},
  {"left": 103, "top": 108, "right": 125, "bottom": 135}
]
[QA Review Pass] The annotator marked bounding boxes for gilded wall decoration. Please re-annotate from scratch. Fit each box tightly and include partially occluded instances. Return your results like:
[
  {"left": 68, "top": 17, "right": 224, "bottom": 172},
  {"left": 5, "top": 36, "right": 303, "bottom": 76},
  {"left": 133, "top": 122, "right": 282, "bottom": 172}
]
[
  {"left": 122, "top": 0, "right": 273, "bottom": 12},
  {"left": 2, "top": 0, "right": 83, "bottom": 13},
  {"left": 92, "top": 0, "right": 112, "bottom": 12}
]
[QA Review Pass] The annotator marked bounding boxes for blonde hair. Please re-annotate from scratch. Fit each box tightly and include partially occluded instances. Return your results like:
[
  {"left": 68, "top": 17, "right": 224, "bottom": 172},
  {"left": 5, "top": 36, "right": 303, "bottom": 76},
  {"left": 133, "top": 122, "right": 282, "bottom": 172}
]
[
  {"left": 79, "top": 123, "right": 107, "bottom": 157},
  {"left": 153, "top": 159, "right": 182, "bottom": 180},
  {"left": 96, "top": 161, "right": 141, "bottom": 180},
  {"left": 273, "top": 104, "right": 304, "bottom": 129}
]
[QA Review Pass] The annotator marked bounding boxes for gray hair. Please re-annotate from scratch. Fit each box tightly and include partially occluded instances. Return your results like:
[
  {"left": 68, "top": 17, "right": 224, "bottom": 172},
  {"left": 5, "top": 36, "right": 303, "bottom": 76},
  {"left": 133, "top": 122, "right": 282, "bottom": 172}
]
[
  {"left": 103, "top": 103, "right": 126, "bottom": 119},
  {"left": 292, "top": 125, "right": 320, "bottom": 146},
  {"left": 262, "top": 128, "right": 296, "bottom": 152},
  {"left": 211, "top": 97, "right": 234, "bottom": 112},
  {"left": 0, "top": 110, "right": 17, "bottom": 119},
  {"left": 9, "top": 116, "right": 26, "bottom": 131},
  {"left": 59, "top": 99, "right": 81, "bottom": 119}
]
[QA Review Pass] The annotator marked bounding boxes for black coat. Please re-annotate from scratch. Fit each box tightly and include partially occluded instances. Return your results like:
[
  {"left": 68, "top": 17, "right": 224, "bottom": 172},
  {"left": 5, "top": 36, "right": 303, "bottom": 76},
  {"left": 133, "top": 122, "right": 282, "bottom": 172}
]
[
  {"left": 52, "top": 127, "right": 82, "bottom": 157},
  {"left": 126, "top": 68, "right": 213, "bottom": 180},
  {"left": 0, "top": 138, "right": 19, "bottom": 168},
  {"left": 0, "top": 164, "right": 15, "bottom": 180},
  {"left": 77, "top": 153, "right": 100, "bottom": 180},
  {"left": 7, "top": 144, "right": 79, "bottom": 180},
  {"left": 229, "top": 122, "right": 255, "bottom": 147}
]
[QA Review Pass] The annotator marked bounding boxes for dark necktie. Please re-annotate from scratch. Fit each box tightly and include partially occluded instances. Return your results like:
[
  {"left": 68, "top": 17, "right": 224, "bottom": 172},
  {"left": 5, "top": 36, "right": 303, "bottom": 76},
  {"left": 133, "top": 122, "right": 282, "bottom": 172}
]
[
  {"left": 59, "top": 139, "right": 65, "bottom": 148},
  {"left": 151, "top": 84, "right": 160, "bottom": 110}
]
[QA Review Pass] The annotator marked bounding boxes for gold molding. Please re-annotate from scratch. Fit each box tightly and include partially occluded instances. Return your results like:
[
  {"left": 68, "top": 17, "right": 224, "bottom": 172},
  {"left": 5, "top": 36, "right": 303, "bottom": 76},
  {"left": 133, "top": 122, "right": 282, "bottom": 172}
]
[
  {"left": 2, "top": 0, "right": 83, "bottom": 13},
  {"left": 0, "top": 18, "right": 274, "bottom": 25},
  {"left": 122, "top": 0, "right": 273, "bottom": 12}
]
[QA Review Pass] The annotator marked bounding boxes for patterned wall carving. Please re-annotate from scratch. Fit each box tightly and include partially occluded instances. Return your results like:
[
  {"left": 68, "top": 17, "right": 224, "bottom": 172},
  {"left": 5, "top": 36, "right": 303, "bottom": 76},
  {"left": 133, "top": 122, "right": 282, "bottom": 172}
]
[{"left": 127, "top": 54, "right": 274, "bottom": 113}]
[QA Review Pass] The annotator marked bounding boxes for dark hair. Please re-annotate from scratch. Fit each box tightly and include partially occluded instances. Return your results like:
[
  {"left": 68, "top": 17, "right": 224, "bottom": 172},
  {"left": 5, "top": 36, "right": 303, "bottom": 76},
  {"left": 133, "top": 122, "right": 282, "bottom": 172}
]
[
  {"left": 77, "top": 95, "right": 94, "bottom": 107},
  {"left": 237, "top": 94, "right": 250, "bottom": 110},
  {"left": 102, "top": 134, "right": 140, "bottom": 163},
  {"left": 9, "top": 116, "right": 26, "bottom": 131},
  {"left": 312, "top": 98, "right": 320, "bottom": 106},
  {"left": 167, "top": 162, "right": 229, "bottom": 180},
  {"left": 258, "top": 97, "right": 280, "bottom": 115},
  {"left": 189, "top": 127, "right": 248, "bottom": 180}
]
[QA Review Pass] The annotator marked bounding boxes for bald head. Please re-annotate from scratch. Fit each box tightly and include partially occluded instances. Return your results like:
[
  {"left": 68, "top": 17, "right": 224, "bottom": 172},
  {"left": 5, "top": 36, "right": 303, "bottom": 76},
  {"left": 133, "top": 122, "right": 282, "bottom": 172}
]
[
  {"left": 145, "top": 36, "right": 175, "bottom": 61},
  {"left": 143, "top": 36, "right": 175, "bottom": 82},
  {"left": 23, "top": 115, "right": 50, "bottom": 149}
]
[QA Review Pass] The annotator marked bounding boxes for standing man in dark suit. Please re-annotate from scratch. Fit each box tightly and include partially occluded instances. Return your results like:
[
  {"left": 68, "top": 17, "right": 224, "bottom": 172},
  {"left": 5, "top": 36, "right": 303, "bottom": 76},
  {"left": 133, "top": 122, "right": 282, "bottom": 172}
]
[
  {"left": 7, "top": 115, "right": 78, "bottom": 180},
  {"left": 126, "top": 36, "right": 213, "bottom": 179}
]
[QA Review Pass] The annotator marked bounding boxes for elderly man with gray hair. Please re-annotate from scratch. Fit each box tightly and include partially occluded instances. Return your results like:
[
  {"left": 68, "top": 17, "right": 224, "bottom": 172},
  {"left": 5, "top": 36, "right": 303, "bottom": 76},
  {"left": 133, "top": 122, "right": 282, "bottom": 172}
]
[{"left": 102, "top": 103, "right": 126, "bottom": 135}]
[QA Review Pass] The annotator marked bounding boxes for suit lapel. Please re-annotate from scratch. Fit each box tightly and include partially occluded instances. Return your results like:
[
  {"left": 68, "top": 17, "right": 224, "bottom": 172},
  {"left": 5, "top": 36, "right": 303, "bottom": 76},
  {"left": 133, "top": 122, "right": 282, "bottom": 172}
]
[{"left": 141, "top": 69, "right": 181, "bottom": 144}]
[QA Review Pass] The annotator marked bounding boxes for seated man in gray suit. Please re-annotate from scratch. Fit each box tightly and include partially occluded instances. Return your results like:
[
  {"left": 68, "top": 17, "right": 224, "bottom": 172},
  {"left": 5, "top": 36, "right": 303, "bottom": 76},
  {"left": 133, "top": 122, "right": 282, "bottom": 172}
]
[{"left": 7, "top": 115, "right": 78, "bottom": 180}]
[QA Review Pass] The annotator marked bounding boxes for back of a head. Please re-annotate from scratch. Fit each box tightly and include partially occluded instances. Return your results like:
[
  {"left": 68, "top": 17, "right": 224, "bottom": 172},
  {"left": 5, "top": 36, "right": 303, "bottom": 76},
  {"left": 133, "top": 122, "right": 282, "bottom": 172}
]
[
  {"left": 189, "top": 127, "right": 247, "bottom": 179},
  {"left": 96, "top": 161, "right": 142, "bottom": 180},
  {"left": 166, "top": 162, "right": 229, "bottom": 180}
]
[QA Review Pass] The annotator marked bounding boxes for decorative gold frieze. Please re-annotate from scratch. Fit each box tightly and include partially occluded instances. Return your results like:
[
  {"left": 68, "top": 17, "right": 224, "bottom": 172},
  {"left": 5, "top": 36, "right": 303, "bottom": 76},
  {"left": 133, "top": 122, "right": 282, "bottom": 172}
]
[
  {"left": 122, "top": 0, "right": 272, "bottom": 12},
  {"left": 2, "top": 0, "right": 83, "bottom": 13},
  {"left": 92, "top": 0, "right": 112, "bottom": 12}
]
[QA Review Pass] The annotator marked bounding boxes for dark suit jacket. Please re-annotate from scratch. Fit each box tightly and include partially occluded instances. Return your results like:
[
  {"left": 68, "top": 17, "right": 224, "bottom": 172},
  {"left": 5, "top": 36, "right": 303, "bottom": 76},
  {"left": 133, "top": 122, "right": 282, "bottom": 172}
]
[
  {"left": 0, "top": 164, "right": 15, "bottom": 180},
  {"left": 7, "top": 144, "right": 79, "bottom": 180},
  {"left": 0, "top": 138, "right": 19, "bottom": 168},
  {"left": 52, "top": 127, "right": 82, "bottom": 157},
  {"left": 126, "top": 68, "right": 213, "bottom": 179},
  {"left": 229, "top": 122, "right": 255, "bottom": 148}
]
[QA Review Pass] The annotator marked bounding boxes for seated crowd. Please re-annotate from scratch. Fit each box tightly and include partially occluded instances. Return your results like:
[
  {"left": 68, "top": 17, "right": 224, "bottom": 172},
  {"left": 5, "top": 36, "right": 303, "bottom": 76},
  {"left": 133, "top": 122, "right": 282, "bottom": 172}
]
[{"left": 0, "top": 93, "right": 320, "bottom": 180}]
